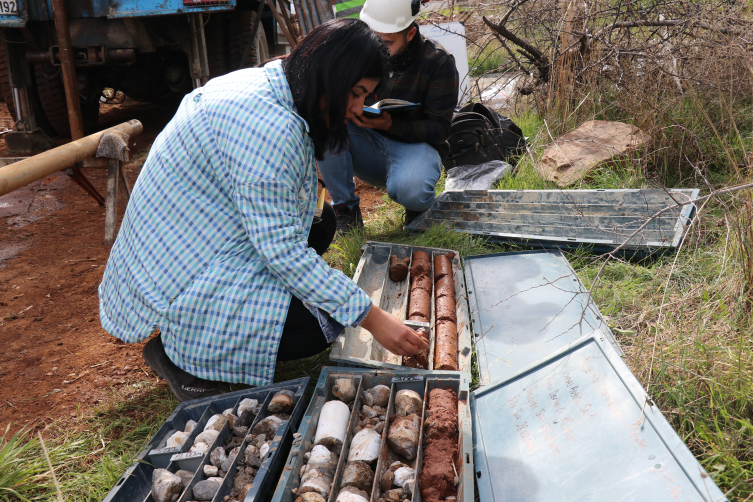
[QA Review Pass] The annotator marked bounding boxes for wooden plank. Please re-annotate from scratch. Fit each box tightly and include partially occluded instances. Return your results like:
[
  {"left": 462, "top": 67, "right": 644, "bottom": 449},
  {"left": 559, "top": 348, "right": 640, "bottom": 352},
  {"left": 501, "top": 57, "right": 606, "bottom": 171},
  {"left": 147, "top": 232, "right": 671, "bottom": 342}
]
[
  {"left": 118, "top": 162, "right": 131, "bottom": 206},
  {"left": 104, "top": 159, "right": 120, "bottom": 246}
]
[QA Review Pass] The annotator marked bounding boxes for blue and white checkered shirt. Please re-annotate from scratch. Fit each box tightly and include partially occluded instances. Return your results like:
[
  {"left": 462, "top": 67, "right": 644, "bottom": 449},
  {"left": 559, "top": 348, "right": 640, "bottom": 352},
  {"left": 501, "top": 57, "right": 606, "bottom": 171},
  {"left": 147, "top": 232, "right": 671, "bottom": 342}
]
[{"left": 99, "top": 60, "right": 372, "bottom": 386}]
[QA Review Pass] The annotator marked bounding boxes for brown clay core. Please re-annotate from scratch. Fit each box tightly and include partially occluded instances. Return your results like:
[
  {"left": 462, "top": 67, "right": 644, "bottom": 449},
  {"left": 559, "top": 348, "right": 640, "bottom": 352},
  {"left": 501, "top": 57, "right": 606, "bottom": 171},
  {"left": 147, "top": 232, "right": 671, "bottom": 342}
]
[
  {"left": 435, "top": 296, "right": 457, "bottom": 324},
  {"left": 434, "top": 321, "right": 458, "bottom": 370},
  {"left": 433, "top": 255, "right": 453, "bottom": 282},
  {"left": 408, "top": 314, "right": 429, "bottom": 324},
  {"left": 389, "top": 255, "right": 410, "bottom": 282},
  {"left": 433, "top": 253, "right": 458, "bottom": 370},
  {"left": 412, "top": 275, "right": 433, "bottom": 292},
  {"left": 410, "top": 250, "right": 431, "bottom": 277},
  {"left": 403, "top": 327, "right": 430, "bottom": 368},
  {"left": 404, "top": 251, "right": 433, "bottom": 369},
  {"left": 408, "top": 289, "right": 431, "bottom": 318},
  {"left": 419, "top": 388, "right": 458, "bottom": 502},
  {"left": 435, "top": 276, "right": 454, "bottom": 300}
]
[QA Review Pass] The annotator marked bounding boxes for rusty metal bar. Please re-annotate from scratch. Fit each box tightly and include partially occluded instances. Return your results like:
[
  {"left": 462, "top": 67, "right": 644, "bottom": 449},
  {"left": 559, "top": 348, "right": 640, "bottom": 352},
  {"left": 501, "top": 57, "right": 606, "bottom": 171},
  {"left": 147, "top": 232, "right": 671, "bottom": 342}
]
[
  {"left": 0, "top": 120, "right": 143, "bottom": 196},
  {"left": 51, "top": 0, "right": 84, "bottom": 140},
  {"left": 266, "top": 0, "right": 297, "bottom": 47},
  {"left": 293, "top": 0, "right": 313, "bottom": 35},
  {"left": 278, "top": 0, "right": 299, "bottom": 44},
  {"left": 25, "top": 48, "right": 136, "bottom": 65}
]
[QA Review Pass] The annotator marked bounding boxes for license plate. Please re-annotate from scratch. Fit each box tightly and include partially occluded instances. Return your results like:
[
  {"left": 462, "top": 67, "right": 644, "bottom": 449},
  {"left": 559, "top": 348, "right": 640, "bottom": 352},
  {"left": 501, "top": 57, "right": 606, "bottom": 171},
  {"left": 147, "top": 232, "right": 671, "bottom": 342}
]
[{"left": 0, "top": 0, "right": 18, "bottom": 14}]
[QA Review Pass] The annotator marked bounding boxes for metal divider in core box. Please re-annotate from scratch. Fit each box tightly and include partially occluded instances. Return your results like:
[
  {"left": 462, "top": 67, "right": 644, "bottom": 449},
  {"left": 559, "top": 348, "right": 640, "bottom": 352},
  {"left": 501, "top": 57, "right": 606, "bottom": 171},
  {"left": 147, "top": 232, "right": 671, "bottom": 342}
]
[
  {"left": 102, "top": 377, "right": 309, "bottom": 502},
  {"left": 329, "top": 242, "right": 472, "bottom": 372},
  {"left": 271, "top": 368, "right": 473, "bottom": 502}
]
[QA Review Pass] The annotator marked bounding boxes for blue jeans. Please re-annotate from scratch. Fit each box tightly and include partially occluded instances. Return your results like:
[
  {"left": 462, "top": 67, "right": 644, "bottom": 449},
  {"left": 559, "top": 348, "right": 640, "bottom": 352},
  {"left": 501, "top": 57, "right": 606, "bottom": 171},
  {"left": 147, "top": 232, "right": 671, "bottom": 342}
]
[{"left": 318, "top": 123, "right": 442, "bottom": 212}]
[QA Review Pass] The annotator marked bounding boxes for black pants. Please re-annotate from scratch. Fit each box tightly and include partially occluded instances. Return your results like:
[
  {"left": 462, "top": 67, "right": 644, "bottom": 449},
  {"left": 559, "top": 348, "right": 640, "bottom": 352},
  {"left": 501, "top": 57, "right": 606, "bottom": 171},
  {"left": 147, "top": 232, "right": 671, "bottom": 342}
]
[{"left": 276, "top": 202, "right": 338, "bottom": 362}]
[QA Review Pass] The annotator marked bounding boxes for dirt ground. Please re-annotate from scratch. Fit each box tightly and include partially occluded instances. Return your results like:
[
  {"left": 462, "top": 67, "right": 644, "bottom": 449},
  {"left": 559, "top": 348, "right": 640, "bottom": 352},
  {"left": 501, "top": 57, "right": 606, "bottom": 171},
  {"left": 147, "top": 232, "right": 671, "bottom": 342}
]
[{"left": 0, "top": 98, "right": 386, "bottom": 434}]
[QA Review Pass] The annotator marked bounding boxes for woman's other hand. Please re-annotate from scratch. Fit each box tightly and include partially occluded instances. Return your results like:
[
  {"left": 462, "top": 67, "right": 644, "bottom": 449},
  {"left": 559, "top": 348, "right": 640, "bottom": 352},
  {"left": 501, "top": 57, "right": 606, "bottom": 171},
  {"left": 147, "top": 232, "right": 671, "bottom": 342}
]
[{"left": 360, "top": 306, "right": 429, "bottom": 356}]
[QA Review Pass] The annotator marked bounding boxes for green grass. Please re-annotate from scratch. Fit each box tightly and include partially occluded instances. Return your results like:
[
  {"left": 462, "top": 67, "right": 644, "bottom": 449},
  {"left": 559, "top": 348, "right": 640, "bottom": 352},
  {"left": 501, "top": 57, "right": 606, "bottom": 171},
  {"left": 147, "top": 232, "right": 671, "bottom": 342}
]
[{"left": 468, "top": 39, "right": 506, "bottom": 77}]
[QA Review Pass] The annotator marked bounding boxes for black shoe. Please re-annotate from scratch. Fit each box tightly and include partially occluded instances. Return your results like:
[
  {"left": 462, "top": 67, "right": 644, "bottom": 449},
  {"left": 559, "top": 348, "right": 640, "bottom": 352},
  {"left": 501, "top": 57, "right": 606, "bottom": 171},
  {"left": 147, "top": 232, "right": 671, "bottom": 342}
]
[
  {"left": 403, "top": 209, "right": 423, "bottom": 227},
  {"left": 143, "top": 335, "right": 232, "bottom": 402},
  {"left": 333, "top": 203, "right": 364, "bottom": 235}
]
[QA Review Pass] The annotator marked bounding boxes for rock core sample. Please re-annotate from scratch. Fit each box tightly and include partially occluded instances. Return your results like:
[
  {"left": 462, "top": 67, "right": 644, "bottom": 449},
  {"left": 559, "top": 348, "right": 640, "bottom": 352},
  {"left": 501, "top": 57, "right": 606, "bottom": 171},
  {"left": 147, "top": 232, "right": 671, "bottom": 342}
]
[
  {"left": 418, "top": 388, "right": 458, "bottom": 502},
  {"left": 433, "top": 254, "right": 458, "bottom": 371},
  {"left": 404, "top": 251, "right": 433, "bottom": 369}
]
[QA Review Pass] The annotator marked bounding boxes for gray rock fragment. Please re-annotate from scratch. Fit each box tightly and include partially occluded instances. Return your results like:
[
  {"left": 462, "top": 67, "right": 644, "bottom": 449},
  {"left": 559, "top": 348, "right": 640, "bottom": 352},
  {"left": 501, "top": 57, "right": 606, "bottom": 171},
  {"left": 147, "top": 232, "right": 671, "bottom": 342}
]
[
  {"left": 221, "top": 446, "right": 239, "bottom": 472},
  {"left": 268, "top": 390, "right": 296, "bottom": 414},
  {"left": 175, "top": 469, "right": 194, "bottom": 487},
  {"left": 233, "top": 425, "right": 249, "bottom": 437},
  {"left": 192, "top": 479, "right": 221, "bottom": 501},
  {"left": 151, "top": 469, "right": 183, "bottom": 502},
  {"left": 210, "top": 446, "right": 227, "bottom": 467}
]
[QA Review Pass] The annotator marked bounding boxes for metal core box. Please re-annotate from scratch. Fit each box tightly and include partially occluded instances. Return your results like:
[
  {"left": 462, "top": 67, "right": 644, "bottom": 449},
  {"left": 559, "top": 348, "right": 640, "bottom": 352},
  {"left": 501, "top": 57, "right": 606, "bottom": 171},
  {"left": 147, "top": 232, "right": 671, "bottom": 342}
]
[
  {"left": 406, "top": 189, "right": 700, "bottom": 256},
  {"left": 330, "top": 242, "right": 472, "bottom": 372},
  {"left": 271, "top": 368, "right": 473, "bottom": 502},
  {"left": 102, "top": 378, "right": 309, "bottom": 502}
]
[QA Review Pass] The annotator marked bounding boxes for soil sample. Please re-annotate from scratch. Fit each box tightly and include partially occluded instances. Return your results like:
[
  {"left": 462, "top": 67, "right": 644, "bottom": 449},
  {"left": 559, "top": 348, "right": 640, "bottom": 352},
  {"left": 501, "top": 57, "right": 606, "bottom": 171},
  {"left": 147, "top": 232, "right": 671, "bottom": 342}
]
[
  {"left": 433, "top": 254, "right": 458, "bottom": 371},
  {"left": 433, "top": 253, "right": 454, "bottom": 282},
  {"left": 389, "top": 255, "right": 410, "bottom": 282},
  {"left": 410, "top": 250, "right": 431, "bottom": 277},
  {"left": 408, "top": 289, "right": 431, "bottom": 319},
  {"left": 404, "top": 250, "right": 433, "bottom": 369},
  {"left": 418, "top": 388, "right": 458, "bottom": 502},
  {"left": 403, "top": 327, "right": 430, "bottom": 369}
]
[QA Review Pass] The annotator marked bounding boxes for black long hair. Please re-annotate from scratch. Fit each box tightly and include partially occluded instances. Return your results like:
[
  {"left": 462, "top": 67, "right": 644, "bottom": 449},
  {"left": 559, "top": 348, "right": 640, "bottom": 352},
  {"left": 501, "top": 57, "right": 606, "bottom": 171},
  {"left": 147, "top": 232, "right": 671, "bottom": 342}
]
[{"left": 284, "top": 18, "right": 390, "bottom": 160}]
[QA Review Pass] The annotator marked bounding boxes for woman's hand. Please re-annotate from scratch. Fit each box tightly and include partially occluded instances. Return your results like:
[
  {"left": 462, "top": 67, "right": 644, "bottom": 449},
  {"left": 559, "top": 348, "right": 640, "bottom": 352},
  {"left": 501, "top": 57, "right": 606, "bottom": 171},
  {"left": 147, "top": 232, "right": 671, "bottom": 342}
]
[
  {"left": 360, "top": 306, "right": 429, "bottom": 356},
  {"left": 351, "top": 111, "right": 393, "bottom": 131}
]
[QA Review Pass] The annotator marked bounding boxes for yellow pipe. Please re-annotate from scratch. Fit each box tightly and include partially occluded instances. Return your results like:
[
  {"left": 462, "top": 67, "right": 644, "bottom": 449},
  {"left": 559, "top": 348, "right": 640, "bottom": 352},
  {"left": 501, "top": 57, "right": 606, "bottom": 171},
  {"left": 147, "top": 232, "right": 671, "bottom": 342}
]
[
  {"left": 0, "top": 120, "right": 143, "bottom": 196},
  {"left": 317, "top": 187, "right": 327, "bottom": 210}
]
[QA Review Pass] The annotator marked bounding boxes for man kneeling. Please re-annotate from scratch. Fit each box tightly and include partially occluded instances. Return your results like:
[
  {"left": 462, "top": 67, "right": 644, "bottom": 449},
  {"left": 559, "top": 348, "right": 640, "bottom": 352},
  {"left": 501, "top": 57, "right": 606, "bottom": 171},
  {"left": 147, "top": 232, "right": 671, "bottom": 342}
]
[{"left": 319, "top": 0, "right": 460, "bottom": 232}]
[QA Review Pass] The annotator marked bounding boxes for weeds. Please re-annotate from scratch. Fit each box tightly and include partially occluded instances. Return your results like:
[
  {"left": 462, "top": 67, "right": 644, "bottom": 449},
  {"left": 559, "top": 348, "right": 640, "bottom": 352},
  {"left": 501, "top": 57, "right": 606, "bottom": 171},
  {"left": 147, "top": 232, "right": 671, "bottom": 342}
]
[{"left": 0, "top": 427, "right": 53, "bottom": 501}]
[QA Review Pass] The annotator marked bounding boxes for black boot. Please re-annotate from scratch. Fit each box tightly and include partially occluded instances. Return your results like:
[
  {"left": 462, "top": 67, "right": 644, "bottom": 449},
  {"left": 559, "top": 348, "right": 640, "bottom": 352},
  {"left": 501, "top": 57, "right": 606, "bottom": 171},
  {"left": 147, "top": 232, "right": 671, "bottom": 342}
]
[
  {"left": 142, "top": 335, "right": 233, "bottom": 402},
  {"left": 333, "top": 203, "right": 364, "bottom": 235}
]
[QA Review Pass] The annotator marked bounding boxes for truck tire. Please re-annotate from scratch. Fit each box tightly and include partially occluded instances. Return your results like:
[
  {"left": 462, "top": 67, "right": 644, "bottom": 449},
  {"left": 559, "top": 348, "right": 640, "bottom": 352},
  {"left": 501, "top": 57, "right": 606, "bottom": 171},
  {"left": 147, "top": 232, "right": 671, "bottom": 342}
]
[
  {"left": 205, "top": 14, "right": 230, "bottom": 76},
  {"left": 229, "top": 9, "right": 270, "bottom": 70},
  {"left": 0, "top": 42, "right": 17, "bottom": 119},
  {"left": 34, "top": 64, "right": 100, "bottom": 137},
  {"left": 33, "top": 64, "right": 70, "bottom": 137}
]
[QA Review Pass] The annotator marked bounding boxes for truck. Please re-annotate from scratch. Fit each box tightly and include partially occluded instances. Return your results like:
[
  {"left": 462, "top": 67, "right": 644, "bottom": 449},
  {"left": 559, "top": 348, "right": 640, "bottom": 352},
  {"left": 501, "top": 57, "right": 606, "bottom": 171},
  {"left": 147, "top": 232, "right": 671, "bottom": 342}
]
[{"left": 0, "top": 0, "right": 281, "bottom": 151}]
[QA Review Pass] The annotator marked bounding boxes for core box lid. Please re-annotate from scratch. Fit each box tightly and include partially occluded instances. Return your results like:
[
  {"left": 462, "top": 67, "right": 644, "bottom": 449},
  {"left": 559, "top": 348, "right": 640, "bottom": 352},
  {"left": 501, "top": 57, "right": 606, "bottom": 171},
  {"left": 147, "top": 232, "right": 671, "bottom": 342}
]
[
  {"left": 469, "top": 333, "right": 728, "bottom": 502},
  {"left": 463, "top": 248, "right": 622, "bottom": 386},
  {"left": 462, "top": 250, "right": 726, "bottom": 501}
]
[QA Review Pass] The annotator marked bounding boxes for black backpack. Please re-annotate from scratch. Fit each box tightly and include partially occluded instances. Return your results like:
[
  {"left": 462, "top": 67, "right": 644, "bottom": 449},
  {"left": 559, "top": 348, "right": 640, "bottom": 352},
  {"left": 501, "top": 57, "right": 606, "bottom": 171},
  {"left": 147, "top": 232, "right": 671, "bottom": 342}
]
[{"left": 446, "top": 103, "right": 525, "bottom": 168}]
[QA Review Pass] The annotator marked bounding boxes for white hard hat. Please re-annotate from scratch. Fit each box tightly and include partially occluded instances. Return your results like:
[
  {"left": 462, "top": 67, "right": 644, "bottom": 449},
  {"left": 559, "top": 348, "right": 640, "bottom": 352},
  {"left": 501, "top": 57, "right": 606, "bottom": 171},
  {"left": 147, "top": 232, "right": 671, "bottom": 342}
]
[{"left": 360, "top": 0, "right": 424, "bottom": 33}]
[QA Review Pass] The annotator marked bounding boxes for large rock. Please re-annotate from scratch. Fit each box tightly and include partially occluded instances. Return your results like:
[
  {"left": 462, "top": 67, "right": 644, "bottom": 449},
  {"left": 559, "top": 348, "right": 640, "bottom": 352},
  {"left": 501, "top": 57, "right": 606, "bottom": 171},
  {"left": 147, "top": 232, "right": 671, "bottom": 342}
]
[
  {"left": 192, "top": 479, "right": 221, "bottom": 501},
  {"left": 536, "top": 120, "right": 647, "bottom": 186},
  {"left": 151, "top": 469, "right": 184, "bottom": 502}
]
